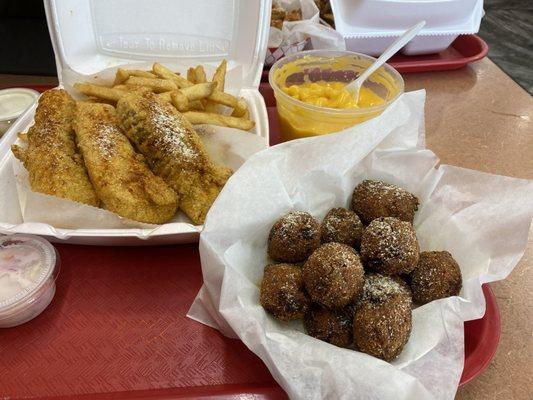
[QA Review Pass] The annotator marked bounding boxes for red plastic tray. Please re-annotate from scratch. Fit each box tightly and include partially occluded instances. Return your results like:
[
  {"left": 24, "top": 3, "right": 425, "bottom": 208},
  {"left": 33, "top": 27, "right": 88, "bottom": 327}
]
[
  {"left": 0, "top": 85, "right": 500, "bottom": 399},
  {"left": 261, "top": 34, "right": 488, "bottom": 82}
]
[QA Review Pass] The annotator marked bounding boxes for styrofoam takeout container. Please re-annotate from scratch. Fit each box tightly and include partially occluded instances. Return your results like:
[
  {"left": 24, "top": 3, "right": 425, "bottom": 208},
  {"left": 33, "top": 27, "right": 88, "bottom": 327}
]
[
  {"left": 0, "top": 0, "right": 272, "bottom": 245},
  {"left": 331, "top": 0, "right": 484, "bottom": 55}
]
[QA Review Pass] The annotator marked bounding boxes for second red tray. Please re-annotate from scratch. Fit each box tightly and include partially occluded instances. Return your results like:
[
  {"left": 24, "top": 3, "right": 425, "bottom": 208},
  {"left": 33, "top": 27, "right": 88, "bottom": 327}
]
[{"left": 261, "top": 34, "right": 488, "bottom": 82}]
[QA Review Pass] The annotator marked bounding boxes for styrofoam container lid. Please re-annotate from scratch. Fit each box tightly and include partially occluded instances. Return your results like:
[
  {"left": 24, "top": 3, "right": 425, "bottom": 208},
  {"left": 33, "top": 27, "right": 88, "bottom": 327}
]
[
  {"left": 332, "top": 0, "right": 484, "bottom": 37},
  {"left": 0, "top": 89, "right": 39, "bottom": 122},
  {"left": 45, "top": 0, "right": 272, "bottom": 89}
]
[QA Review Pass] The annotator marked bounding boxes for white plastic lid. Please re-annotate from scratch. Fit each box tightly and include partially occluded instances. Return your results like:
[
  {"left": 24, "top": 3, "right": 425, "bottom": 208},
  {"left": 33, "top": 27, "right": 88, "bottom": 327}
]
[
  {"left": 0, "top": 235, "right": 57, "bottom": 312},
  {"left": 332, "top": 0, "right": 483, "bottom": 37},
  {"left": 44, "top": 0, "right": 272, "bottom": 89},
  {"left": 0, "top": 88, "right": 39, "bottom": 122}
]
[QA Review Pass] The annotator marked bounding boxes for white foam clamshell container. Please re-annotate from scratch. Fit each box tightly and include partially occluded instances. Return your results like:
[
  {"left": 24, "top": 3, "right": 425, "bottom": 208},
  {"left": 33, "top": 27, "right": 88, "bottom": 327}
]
[
  {"left": 0, "top": 0, "right": 272, "bottom": 245},
  {"left": 331, "top": 0, "right": 484, "bottom": 55}
]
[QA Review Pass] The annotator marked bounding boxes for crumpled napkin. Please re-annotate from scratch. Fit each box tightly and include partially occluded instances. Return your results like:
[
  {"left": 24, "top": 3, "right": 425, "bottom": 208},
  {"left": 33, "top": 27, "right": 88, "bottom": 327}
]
[{"left": 188, "top": 90, "right": 533, "bottom": 400}]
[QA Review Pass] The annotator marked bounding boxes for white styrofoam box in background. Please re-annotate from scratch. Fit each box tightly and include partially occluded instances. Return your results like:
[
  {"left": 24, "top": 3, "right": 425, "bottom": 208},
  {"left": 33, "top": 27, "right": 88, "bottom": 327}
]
[
  {"left": 331, "top": 0, "right": 484, "bottom": 55},
  {"left": 334, "top": 0, "right": 479, "bottom": 31},
  {"left": 0, "top": 0, "right": 273, "bottom": 245}
]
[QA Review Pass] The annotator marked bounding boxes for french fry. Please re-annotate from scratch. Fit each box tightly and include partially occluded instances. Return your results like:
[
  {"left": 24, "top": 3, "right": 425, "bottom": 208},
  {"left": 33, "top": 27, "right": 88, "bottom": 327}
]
[
  {"left": 157, "top": 91, "right": 172, "bottom": 102},
  {"left": 113, "top": 84, "right": 151, "bottom": 94},
  {"left": 192, "top": 66, "right": 209, "bottom": 108},
  {"left": 183, "top": 111, "right": 254, "bottom": 131},
  {"left": 231, "top": 98, "right": 248, "bottom": 118},
  {"left": 206, "top": 59, "right": 227, "bottom": 113},
  {"left": 194, "top": 65, "right": 207, "bottom": 83},
  {"left": 125, "top": 76, "right": 177, "bottom": 93},
  {"left": 152, "top": 63, "right": 193, "bottom": 88},
  {"left": 187, "top": 68, "right": 197, "bottom": 84},
  {"left": 129, "top": 70, "right": 157, "bottom": 79},
  {"left": 207, "top": 90, "right": 238, "bottom": 108},
  {"left": 189, "top": 100, "right": 205, "bottom": 111},
  {"left": 212, "top": 59, "right": 227, "bottom": 91},
  {"left": 170, "top": 91, "right": 189, "bottom": 112},
  {"left": 207, "top": 91, "right": 247, "bottom": 117},
  {"left": 114, "top": 68, "right": 130, "bottom": 85},
  {"left": 113, "top": 68, "right": 157, "bottom": 85},
  {"left": 205, "top": 100, "right": 219, "bottom": 113},
  {"left": 181, "top": 82, "right": 216, "bottom": 101},
  {"left": 163, "top": 83, "right": 215, "bottom": 112},
  {"left": 74, "top": 83, "right": 127, "bottom": 102}
]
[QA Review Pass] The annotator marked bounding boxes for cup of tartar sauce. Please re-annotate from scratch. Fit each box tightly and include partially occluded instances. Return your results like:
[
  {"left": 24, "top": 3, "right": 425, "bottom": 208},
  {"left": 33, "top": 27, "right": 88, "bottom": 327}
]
[
  {"left": 0, "top": 88, "right": 39, "bottom": 138},
  {"left": 0, "top": 234, "right": 60, "bottom": 328}
]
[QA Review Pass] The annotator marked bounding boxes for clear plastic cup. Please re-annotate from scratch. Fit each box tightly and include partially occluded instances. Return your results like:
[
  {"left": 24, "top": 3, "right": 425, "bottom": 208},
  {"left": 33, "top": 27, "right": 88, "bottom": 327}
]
[
  {"left": 0, "top": 234, "right": 60, "bottom": 328},
  {"left": 269, "top": 50, "right": 404, "bottom": 142},
  {"left": 0, "top": 88, "right": 39, "bottom": 138}
]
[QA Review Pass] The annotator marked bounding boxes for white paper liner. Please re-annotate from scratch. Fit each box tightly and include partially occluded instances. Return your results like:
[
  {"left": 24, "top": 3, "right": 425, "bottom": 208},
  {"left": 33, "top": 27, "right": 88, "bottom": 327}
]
[{"left": 188, "top": 90, "right": 533, "bottom": 400}]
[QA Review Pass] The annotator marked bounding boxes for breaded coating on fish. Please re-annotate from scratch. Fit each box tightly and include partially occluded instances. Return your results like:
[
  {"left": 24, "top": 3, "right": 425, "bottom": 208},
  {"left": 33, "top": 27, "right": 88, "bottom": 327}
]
[
  {"left": 116, "top": 92, "right": 232, "bottom": 225},
  {"left": 74, "top": 102, "right": 178, "bottom": 224},
  {"left": 11, "top": 89, "right": 99, "bottom": 206}
]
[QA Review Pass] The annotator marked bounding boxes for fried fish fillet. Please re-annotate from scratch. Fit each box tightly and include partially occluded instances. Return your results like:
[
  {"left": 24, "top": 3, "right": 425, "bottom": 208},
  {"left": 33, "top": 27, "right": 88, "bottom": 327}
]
[
  {"left": 116, "top": 92, "right": 232, "bottom": 225},
  {"left": 11, "top": 89, "right": 99, "bottom": 206},
  {"left": 74, "top": 102, "right": 178, "bottom": 224}
]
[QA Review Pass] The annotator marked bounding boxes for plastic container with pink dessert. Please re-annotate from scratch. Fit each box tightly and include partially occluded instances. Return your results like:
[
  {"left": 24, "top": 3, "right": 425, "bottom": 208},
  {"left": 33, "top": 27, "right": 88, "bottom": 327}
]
[{"left": 0, "top": 234, "right": 60, "bottom": 328}]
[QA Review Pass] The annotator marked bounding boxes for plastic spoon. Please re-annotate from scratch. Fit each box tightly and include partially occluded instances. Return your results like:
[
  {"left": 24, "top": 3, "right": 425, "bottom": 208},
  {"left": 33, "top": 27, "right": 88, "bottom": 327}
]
[{"left": 346, "top": 21, "right": 426, "bottom": 103}]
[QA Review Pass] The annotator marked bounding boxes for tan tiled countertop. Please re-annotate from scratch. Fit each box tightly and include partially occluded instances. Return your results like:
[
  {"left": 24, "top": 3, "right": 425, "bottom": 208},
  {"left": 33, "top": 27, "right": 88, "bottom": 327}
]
[
  {"left": 403, "top": 60, "right": 532, "bottom": 400},
  {"left": 0, "top": 58, "right": 531, "bottom": 399}
]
